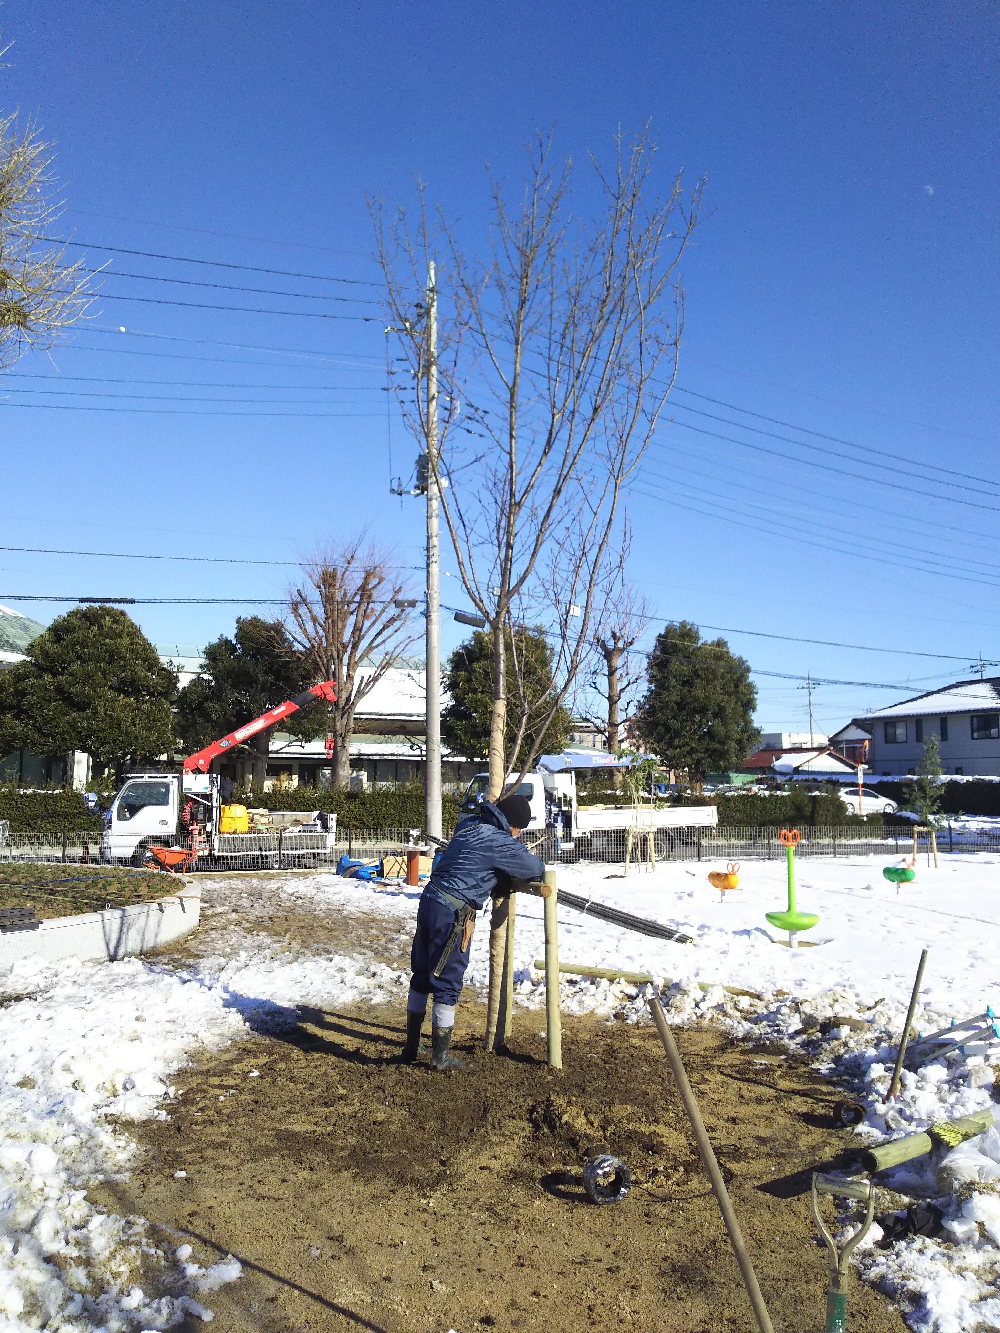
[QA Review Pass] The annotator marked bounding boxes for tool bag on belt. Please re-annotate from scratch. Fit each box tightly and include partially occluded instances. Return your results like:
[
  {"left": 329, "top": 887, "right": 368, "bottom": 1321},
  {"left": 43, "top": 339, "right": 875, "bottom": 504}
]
[{"left": 432, "top": 891, "right": 478, "bottom": 978}]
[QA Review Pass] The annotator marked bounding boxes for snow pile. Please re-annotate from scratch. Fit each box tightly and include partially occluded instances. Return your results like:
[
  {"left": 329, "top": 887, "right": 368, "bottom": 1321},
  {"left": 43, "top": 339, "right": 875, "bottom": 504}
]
[{"left": 0, "top": 944, "right": 408, "bottom": 1330}]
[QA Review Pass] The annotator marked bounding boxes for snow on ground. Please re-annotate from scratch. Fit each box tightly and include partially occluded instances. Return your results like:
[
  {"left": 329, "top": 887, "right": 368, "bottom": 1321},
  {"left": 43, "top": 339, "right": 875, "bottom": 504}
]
[
  {"left": 0, "top": 943, "right": 407, "bottom": 1330},
  {"left": 2, "top": 851, "right": 999, "bottom": 1332}
]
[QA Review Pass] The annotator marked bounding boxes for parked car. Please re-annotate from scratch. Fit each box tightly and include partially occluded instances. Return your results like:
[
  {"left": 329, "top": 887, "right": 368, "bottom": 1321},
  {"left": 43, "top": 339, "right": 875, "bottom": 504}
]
[{"left": 841, "top": 789, "right": 898, "bottom": 816}]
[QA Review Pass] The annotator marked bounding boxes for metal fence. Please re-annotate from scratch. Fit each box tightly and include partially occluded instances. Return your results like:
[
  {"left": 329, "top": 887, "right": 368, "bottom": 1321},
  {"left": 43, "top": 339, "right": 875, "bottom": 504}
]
[{"left": 0, "top": 822, "right": 995, "bottom": 871}]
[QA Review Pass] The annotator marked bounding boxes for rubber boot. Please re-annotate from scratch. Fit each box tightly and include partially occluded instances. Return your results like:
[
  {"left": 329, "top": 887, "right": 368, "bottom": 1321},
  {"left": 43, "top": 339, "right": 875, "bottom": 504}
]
[
  {"left": 430, "top": 1026, "right": 466, "bottom": 1072},
  {"left": 400, "top": 1010, "right": 425, "bottom": 1063}
]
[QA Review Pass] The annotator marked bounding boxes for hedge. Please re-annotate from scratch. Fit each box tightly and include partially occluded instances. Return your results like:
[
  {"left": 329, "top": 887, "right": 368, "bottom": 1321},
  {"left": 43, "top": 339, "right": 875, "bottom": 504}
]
[
  {"left": 866, "top": 778, "right": 1000, "bottom": 818},
  {"left": 0, "top": 786, "right": 103, "bottom": 834},
  {"left": 236, "top": 781, "right": 462, "bottom": 832},
  {"left": 714, "top": 788, "right": 869, "bottom": 828}
]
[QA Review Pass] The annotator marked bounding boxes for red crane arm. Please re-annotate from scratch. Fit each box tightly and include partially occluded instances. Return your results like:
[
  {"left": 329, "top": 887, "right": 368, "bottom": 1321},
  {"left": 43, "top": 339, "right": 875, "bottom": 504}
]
[{"left": 182, "top": 680, "right": 338, "bottom": 773}]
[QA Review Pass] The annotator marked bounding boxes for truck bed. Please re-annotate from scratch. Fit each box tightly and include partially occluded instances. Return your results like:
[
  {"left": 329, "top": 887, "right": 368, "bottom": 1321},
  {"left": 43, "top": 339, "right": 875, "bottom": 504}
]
[{"left": 575, "top": 803, "right": 717, "bottom": 833}]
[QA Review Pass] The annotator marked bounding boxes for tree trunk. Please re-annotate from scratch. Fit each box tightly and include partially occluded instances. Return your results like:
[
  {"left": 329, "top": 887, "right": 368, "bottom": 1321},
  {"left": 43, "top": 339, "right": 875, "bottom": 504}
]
[
  {"left": 331, "top": 705, "right": 355, "bottom": 789},
  {"left": 250, "top": 730, "right": 270, "bottom": 789},
  {"left": 487, "top": 620, "right": 507, "bottom": 800},
  {"left": 605, "top": 644, "right": 622, "bottom": 755}
]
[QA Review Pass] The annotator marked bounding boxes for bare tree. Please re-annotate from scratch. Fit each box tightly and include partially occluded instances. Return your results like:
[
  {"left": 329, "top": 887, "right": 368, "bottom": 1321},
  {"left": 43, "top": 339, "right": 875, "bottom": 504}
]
[
  {"left": 1, "top": 114, "right": 93, "bottom": 370},
  {"left": 589, "top": 581, "right": 651, "bottom": 755},
  {"left": 374, "top": 127, "right": 702, "bottom": 797},
  {"left": 286, "top": 538, "right": 419, "bottom": 789}
]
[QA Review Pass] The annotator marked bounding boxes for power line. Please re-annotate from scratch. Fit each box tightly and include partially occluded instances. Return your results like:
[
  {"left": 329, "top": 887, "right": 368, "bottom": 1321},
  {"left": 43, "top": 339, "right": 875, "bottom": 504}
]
[
  {"left": 656, "top": 420, "right": 1000, "bottom": 514},
  {"left": 77, "top": 266, "right": 379, "bottom": 304},
  {"left": 643, "top": 464, "right": 1000, "bottom": 585},
  {"left": 5, "top": 372, "right": 383, "bottom": 391},
  {"left": 671, "top": 399, "right": 1000, "bottom": 498},
  {"left": 78, "top": 323, "right": 380, "bottom": 362},
  {"left": 0, "top": 595, "right": 289, "bottom": 605},
  {"left": 44, "top": 236, "right": 380, "bottom": 285},
  {"left": 688, "top": 621, "right": 980, "bottom": 662},
  {"left": 65, "top": 207, "right": 367, "bottom": 258},
  {"left": 93, "top": 292, "right": 377, "bottom": 321},
  {"left": 633, "top": 477, "right": 1000, "bottom": 593},
  {"left": 674, "top": 387, "right": 1000, "bottom": 489},
  {"left": 2, "top": 386, "right": 377, "bottom": 404},
  {"left": 0, "top": 545, "right": 300, "bottom": 566},
  {"left": 58, "top": 341, "right": 381, "bottom": 371},
  {"left": 1, "top": 402, "right": 380, "bottom": 418}
]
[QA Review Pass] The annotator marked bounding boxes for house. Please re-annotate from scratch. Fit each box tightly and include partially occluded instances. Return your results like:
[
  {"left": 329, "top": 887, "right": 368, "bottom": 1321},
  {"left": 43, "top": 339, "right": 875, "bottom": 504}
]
[
  {"left": 758, "top": 731, "right": 830, "bottom": 750},
  {"left": 828, "top": 722, "right": 872, "bottom": 766},
  {"left": 859, "top": 678, "right": 1000, "bottom": 776},
  {"left": 742, "top": 746, "right": 860, "bottom": 781}
]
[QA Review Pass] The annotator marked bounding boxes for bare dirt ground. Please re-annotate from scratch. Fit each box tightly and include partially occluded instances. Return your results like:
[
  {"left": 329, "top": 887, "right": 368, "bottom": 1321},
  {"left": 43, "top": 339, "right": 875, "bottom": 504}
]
[{"left": 100, "top": 873, "right": 907, "bottom": 1332}]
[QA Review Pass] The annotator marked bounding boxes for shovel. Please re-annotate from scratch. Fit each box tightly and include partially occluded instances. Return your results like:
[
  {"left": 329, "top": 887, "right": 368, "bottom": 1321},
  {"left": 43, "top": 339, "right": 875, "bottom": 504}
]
[{"left": 811, "top": 1173, "right": 876, "bottom": 1333}]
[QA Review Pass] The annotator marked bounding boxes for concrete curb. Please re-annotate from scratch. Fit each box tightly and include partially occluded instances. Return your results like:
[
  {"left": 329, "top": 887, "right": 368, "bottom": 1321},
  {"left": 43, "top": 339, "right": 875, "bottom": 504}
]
[{"left": 0, "top": 883, "right": 202, "bottom": 969}]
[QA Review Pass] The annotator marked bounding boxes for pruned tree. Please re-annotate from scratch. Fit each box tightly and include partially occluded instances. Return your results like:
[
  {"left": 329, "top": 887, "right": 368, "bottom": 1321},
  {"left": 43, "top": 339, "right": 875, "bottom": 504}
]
[
  {"left": 586, "top": 576, "right": 651, "bottom": 755},
  {"left": 1, "top": 112, "right": 93, "bottom": 370},
  {"left": 286, "top": 537, "right": 419, "bottom": 788},
  {"left": 374, "top": 127, "right": 702, "bottom": 798}
]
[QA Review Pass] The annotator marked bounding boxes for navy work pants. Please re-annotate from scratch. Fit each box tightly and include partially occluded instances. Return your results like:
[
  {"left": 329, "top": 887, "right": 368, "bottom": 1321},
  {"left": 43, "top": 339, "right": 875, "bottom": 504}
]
[{"left": 410, "top": 892, "right": 473, "bottom": 1007}]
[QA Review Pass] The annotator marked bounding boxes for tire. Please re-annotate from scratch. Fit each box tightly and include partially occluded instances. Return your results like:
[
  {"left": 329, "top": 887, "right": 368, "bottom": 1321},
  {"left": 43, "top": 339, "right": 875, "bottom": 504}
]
[
  {"left": 582, "top": 1155, "right": 631, "bottom": 1205},
  {"left": 130, "top": 839, "right": 151, "bottom": 868}
]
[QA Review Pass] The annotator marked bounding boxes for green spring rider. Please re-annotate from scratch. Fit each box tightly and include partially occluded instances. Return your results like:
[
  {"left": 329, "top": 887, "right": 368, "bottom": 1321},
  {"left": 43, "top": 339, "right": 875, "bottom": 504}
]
[{"left": 766, "top": 829, "right": 820, "bottom": 948}]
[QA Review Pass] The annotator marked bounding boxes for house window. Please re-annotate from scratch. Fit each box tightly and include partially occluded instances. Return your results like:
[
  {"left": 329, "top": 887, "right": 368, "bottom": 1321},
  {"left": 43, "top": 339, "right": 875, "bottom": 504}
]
[
  {"left": 915, "top": 719, "right": 924, "bottom": 743},
  {"left": 940, "top": 716, "right": 949, "bottom": 742},
  {"left": 884, "top": 720, "right": 907, "bottom": 744},
  {"left": 970, "top": 714, "right": 1000, "bottom": 741},
  {"left": 954, "top": 767, "right": 963, "bottom": 775}
]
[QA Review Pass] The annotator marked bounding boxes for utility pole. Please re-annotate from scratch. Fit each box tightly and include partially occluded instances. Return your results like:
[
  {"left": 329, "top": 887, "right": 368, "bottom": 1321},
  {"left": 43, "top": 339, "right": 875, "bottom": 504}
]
[
  {"left": 424, "top": 262, "right": 443, "bottom": 839},
  {"left": 798, "top": 672, "right": 815, "bottom": 748}
]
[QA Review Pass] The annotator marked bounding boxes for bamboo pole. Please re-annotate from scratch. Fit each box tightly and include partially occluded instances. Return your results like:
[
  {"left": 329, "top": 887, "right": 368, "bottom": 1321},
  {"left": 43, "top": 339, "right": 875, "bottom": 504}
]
[
  {"left": 484, "top": 892, "right": 510, "bottom": 1052},
  {"left": 501, "top": 891, "right": 517, "bottom": 1044},
  {"left": 542, "top": 869, "right": 562, "bottom": 1070},
  {"left": 647, "top": 996, "right": 775, "bottom": 1333},
  {"left": 888, "top": 948, "right": 928, "bottom": 1099},
  {"left": 533, "top": 960, "right": 762, "bottom": 1000},
  {"left": 860, "top": 1109, "right": 993, "bottom": 1173}
]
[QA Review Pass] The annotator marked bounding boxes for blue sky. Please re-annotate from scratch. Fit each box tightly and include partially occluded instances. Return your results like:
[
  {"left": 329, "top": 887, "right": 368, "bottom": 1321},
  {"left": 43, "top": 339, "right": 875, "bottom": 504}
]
[{"left": 1, "top": 0, "right": 997, "bottom": 734}]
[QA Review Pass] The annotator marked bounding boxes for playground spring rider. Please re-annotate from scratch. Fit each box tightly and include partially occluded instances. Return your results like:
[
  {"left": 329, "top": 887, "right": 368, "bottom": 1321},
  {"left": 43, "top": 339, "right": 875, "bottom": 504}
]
[
  {"left": 766, "top": 829, "right": 819, "bottom": 947},
  {"left": 708, "top": 862, "right": 741, "bottom": 901}
]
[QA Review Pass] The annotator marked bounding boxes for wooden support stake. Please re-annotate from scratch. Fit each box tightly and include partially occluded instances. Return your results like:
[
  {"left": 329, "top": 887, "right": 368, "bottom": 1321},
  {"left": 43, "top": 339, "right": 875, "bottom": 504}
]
[
  {"left": 542, "top": 869, "right": 562, "bottom": 1070},
  {"left": 501, "top": 891, "right": 517, "bottom": 1044},
  {"left": 861, "top": 1109, "right": 993, "bottom": 1173},
  {"left": 647, "top": 996, "right": 775, "bottom": 1333},
  {"left": 484, "top": 892, "right": 510, "bottom": 1052},
  {"left": 930, "top": 828, "right": 939, "bottom": 868},
  {"left": 888, "top": 947, "right": 928, "bottom": 1099}
]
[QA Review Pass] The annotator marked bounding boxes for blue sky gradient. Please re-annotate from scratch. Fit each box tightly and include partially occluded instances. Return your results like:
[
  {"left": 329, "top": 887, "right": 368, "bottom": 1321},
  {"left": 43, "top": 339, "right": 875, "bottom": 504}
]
[{"left": 2, "top": 1, "right": 997, "bottom": 732}]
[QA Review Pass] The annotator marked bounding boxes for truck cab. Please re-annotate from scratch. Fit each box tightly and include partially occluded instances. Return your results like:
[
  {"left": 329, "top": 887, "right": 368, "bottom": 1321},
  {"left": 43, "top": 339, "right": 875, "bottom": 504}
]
[
  {"left": 104, "top": 773, "right": 180, "bottom": 860},
  {"left": 461, "top": 770, "right": 577, "bottom": 836}
]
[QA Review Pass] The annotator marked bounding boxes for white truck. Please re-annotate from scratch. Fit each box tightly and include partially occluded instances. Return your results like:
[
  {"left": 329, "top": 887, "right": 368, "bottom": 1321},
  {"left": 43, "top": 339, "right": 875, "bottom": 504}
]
[
  {"left": 101, "top": 681, "right": 341, "bottom": 868},
  {"left": 461, "top": 765, "right": 716, "bottom": 857},
  {"left": 100, "top": 770, "right": 337, "bottom": 866}
]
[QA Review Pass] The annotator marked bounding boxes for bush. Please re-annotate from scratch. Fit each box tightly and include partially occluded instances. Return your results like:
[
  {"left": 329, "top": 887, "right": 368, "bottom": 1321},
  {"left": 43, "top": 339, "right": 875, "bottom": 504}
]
[
  {"left": 715, "top": 786, "right": 869, "bottom": 828},
  {"left": 0, "top": 785, "right": 103, "bottom": 834},
  {"left": 235, "top": 780, "right": 461, "bottom": 832}
]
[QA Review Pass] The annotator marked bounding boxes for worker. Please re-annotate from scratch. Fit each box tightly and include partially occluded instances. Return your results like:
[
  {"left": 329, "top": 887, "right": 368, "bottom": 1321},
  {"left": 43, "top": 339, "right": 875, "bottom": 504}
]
[{"left": 401, "top": 792, "right": 544, "bottom": 1071}]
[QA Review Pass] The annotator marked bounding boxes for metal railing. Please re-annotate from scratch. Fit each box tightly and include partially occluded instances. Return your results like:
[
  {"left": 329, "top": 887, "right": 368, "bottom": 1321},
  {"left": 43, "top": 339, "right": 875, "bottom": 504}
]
[{"left": 0, "top": 822, "right": 994, "bottom": 871}]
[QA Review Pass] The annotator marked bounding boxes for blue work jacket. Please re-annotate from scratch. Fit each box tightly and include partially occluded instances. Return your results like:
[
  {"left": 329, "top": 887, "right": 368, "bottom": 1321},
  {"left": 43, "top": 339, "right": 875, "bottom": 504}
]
[{"left": 424, "top": 801, "right": 545, "bottom": 911}]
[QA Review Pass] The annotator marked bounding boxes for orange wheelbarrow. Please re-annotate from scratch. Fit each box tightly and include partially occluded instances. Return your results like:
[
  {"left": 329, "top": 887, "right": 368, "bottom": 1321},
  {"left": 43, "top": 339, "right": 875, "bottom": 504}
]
[{"left": 143, "top": 845, "right": 199, "bottom": 873}]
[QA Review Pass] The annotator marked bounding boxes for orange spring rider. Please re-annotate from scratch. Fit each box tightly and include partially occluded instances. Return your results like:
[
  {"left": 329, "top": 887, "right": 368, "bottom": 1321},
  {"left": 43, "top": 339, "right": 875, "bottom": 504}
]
[{"left": 708, "top": 862, "right": 741, "bottom": 899}]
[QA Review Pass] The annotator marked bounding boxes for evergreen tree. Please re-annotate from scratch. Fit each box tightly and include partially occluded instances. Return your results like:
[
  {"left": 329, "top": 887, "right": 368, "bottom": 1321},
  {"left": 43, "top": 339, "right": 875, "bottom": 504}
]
[
  {"left": 0, "top": 605, "right": 175, "bottom": 776},
  {"left": 637, "top": 621, "right": 760, "bottom": 781},
  {"left": 443, "top": 627, "right": 571, "bottom": 770},
  {"left": 174, "top": 618, "right": 318, "bottom": 785},
  {"left": 910, "top": 736, "right": 943, "bottom": 825}
]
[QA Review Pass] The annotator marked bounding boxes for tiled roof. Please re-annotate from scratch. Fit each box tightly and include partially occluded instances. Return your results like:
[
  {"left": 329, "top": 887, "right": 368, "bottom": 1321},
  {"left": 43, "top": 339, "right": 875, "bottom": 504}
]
[{"left": 0, "top": 605, "right": 45, "bottom": 656}]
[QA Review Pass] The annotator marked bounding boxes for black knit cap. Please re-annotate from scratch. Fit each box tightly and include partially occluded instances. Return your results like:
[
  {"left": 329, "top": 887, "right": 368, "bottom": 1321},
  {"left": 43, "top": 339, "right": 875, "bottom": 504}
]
[{"left": 496, "top": 794, "right": 531, "bottom": 829}]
